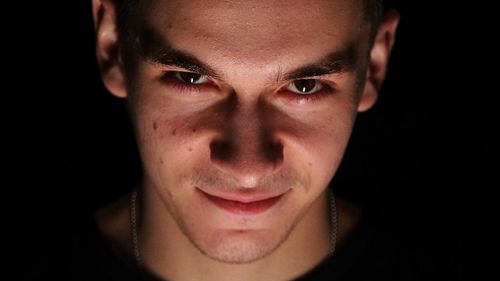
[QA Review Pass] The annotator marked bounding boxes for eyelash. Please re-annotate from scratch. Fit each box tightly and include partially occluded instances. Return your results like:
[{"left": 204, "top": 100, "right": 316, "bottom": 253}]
[
  {"left": 160, "top": 71, "right": 335, "bottom": 102},
  {"left": 280, "top": 82, "right": 334, "bottom": 104},
  {"left": 160, "top": 72, "right": 211, "bottom": 94}
]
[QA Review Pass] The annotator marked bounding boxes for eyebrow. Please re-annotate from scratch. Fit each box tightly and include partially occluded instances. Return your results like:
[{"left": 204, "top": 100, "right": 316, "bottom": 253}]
[
  {"left": 283, "top": 46, "right": 357, "bottom": 81},
  {"left": 136, "top": 25, "right": 357, "bottom": 82}
]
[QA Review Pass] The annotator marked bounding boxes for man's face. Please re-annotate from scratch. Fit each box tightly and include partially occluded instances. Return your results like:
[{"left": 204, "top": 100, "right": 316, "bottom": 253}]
[{"left": 121, "top": 0, "right": 373, "bottom": 263}]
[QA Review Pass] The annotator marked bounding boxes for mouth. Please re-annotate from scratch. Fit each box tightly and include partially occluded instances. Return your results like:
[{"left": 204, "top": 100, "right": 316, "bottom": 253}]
[{"left": 198, "top": 189, "right": 287, "bottom": 216}]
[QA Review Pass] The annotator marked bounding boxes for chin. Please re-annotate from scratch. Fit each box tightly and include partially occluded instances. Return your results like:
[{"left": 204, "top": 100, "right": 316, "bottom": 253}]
[
  {"left": 194, "top": 229, "right": 289, "bottom": 264},
  {"left": 183, "top": 227, "right": 292, "bottom": 264}
]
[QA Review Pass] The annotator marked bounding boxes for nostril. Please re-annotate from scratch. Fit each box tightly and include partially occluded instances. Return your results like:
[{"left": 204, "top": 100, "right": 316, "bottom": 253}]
[
  {"left": 210, "top": 139, "right": 235, "bottom": 162},
  {"left": 263, "top": 141, "right": 284, "bottom": 164}
]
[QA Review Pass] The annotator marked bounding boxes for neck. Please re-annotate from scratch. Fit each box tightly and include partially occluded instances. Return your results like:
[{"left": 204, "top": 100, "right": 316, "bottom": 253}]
[{"left": 96, "top": 186, "right": 361, "bottom": 281}]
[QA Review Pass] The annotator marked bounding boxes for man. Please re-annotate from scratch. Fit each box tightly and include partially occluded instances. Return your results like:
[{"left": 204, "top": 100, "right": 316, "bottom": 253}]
[{"left": 90, "top": 0, "right": 399, "bottom": 280}]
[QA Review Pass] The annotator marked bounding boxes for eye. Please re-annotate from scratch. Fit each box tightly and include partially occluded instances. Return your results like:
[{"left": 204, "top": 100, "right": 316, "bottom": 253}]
[
  {"left": 172, "top": 72, "right": 209, "bottom": 85},
  {"left": 286, "top": 79, "right": 324, "bottom": 95}
]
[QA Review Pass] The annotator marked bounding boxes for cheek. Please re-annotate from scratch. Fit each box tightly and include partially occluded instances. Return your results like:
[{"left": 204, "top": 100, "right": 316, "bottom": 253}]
[
  {"left": 147, "top": 119, "right": 202, "bottom": 166},
  {"left": 298, "top": 130, "right": 350, "bottom": 182},
  {"left": 137, "top": 119, "right": 206, "bottom": 198},
  {"left": 130, "top": 94, "right": 204, "bottom": 186},
  {"left": 289, "top": 109, "right": 357, "bottom": 185}
]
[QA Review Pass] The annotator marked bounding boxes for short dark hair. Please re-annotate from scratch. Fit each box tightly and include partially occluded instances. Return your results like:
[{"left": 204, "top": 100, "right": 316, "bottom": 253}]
[{"left": 363, "top": 0, "right": 385, "bottom": 33}]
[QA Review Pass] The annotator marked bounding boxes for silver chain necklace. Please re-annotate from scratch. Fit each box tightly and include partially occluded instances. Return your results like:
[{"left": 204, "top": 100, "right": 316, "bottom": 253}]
[{"left": 130, "top": 189, "right": 337, "bottom": 270}]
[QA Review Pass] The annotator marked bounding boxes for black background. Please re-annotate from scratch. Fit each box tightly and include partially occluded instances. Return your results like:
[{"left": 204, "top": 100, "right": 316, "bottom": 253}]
[{"left": 5, "top": 1, "right": 498, "bottom": 279}]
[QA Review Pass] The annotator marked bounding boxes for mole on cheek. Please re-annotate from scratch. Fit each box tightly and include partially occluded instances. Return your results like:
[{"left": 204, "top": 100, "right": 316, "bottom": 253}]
[
  {"left": 153, "top": 121, "right": 158, "bottom": 131},
  {"left": 188, "top": 147, "right": 193, "bottom": 152},
  {"left": 171, "top": 128, "right": 177, "bottom": 136},
  {"left": 160, "top": 158, "right": 164, "bottom": 164},
  {"left": 191, "top": 127, "right": 197, "bottom": 133}
]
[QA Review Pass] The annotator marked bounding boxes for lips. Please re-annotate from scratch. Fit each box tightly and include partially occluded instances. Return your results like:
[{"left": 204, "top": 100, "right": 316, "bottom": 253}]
[{"left": 199, "top": 190, "right": 286, "bottom": 215}]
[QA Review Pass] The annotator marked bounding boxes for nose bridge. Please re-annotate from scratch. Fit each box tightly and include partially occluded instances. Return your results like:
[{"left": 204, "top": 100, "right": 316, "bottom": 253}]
[
  {"left": 234, "top": 98, "right": 264, "bottom": 148},
  {"left": 209, "top": 92, "right": 283, "bottom": 187}
]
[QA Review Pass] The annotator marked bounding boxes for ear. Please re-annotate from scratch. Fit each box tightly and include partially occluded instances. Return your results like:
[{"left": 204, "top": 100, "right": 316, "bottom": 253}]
[
  {"left": 92, "top": 0, "right": 127, "bottom": 98},
  {"left": 358, "top": 9, "right": 400, "bottom": 112}
]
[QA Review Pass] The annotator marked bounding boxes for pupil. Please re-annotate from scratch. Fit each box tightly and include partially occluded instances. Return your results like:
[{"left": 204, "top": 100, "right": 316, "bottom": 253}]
[
  {"left": 180, "top": 72, "right": 201, "bottom": 84},
  {"left": 294, "top": 80, "right": 316, "bottom": 93}
]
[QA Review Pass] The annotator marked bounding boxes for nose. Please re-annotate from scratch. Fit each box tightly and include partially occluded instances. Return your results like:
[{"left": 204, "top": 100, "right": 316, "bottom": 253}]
[{"left": 209, "top": 94, "right": 284, "bottom": 188}]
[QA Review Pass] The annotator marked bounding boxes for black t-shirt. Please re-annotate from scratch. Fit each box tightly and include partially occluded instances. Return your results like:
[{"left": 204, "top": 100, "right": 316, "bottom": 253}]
[{"left": 28, "top": 207, "right": 435, "bottom": 281}]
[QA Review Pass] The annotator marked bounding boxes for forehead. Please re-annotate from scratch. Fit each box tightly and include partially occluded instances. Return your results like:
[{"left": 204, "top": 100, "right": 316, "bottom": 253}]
[{"left": 138, "top": 0, "right": 369, "bottom": 72}]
